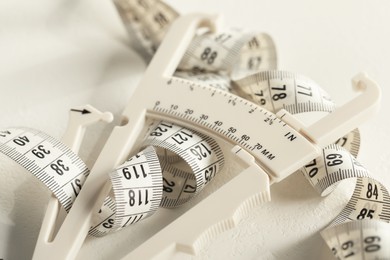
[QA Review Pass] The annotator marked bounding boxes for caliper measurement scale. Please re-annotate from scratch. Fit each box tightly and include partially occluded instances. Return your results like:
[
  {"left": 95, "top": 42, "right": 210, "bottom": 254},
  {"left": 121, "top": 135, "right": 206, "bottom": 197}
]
[{"left": 32, "top": 14, "right": 381, "bottom": 259}]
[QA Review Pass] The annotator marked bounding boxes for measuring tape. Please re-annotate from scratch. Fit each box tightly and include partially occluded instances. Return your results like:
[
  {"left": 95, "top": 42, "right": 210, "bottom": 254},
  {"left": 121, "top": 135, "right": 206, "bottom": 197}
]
[
  {"left": 321, "top": 220, "right": 390, "bottom": 258},
  {"left": 89, "top": 120, "right": 224, "bottom": 236},
  {"left": 0, "top": 127, "right": 89, "bottom": 213},
  {"left": 0, "top": 122, "right": 224, "bottom": 238},
  {"left": 0, "top": 2, "right": 387, "bottom": 259},
  {"left": 113, "top": 0, "right": 277, "bottom": 76},
  {"left": 111, "top": 1, "right": 390, "bottom": 259}
]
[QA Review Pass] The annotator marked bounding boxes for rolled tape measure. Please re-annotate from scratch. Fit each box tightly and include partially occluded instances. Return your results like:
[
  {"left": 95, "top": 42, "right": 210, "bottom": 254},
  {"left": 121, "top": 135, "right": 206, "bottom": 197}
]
[
  {"left": 89, "top": 120, "right": 225, "bottom": 237},
  {"left": 0, "top": 119, "right": 225, "bottom": 239},
  {"left": 0, "top": 1, "right": 388, "bottom": 260}
]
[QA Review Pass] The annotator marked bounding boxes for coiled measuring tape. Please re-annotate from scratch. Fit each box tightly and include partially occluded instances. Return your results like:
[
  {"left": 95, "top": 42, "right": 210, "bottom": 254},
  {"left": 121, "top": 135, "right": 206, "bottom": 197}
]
[
  {"left": 89, "top": 120, "right": 224, "bottom": 236},
  {"left": 0, "top": 4, "right": 385, "bottom": 260},
  {"left": 0, "top": 120, "right": 225, "bottom": 238}
]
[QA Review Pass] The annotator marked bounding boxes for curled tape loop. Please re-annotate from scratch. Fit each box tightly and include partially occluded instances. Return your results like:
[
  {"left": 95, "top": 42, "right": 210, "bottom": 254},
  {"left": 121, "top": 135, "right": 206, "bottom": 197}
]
[
  {"left": 143, "top": 121, "right": 224, "bottom": 200},
  {"left": 89, "top": 120, "right": 225, "bottom": 236},
  {"left": 0, "top": 121, "right": 225, "bottom": 238}
]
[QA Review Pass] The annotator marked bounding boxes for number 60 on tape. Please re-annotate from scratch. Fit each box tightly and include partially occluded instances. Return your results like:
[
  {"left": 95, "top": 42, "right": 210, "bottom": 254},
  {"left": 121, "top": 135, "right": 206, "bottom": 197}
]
[{"left": 32, "top": 14, "right": 381, "bottom": 259}]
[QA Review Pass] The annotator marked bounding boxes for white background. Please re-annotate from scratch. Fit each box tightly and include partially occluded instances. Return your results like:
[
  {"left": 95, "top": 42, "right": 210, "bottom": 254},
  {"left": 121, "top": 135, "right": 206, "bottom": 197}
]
[{"left": 1, "top": 0, "right": 390, "bottom": 259}]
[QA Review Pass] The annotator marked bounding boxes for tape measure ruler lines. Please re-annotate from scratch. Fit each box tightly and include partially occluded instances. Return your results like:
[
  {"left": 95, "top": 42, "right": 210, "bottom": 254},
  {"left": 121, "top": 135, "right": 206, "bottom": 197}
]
[
  {"left": 34, "top": 105, "right": 114, "bottom": 244},
  {"left": 87, "top": 121, "right": 225, "bottom": 237},
  {"left": 0, "top": 127, "right": 89, "bottom": 213},
  {"left": 113, "top": 0, "right": 277, "bottom": 75},
  {"left": 0, "top": 1, "right": 388, "bottom": 260}
]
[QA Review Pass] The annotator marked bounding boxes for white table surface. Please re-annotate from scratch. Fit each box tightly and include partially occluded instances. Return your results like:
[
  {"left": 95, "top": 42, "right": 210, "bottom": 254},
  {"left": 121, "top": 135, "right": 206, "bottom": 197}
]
[{"left": 1, "top": 0, "right": 389, "bottom": 259}]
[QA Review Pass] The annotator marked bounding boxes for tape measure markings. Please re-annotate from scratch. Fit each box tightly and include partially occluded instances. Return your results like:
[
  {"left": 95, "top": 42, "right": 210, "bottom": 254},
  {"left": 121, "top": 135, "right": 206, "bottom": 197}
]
[
  {"left": 236, "top": 70, "right": 390, "bottom": 257},
  {"left": 142, "top": 121, "right": 225, "bottom": 207},
  {"left": 0, "top": 127, "right": 89, "bottom": 212},
  {"left": 77, "top": 119, "right": 225, "bottom": 236},
  {"left": 321, "top": 220, "right": 390, "bottom": 259},
  {"left": 114, "top": 0, "right": 277, "bottom": 76},
  {"left": 89, "top": 197, "right": 117, "bottom": 237},
  {"left": 179, "top": 30, "right": 254, "bottom": 72},
  {"left": 114, "top": 0, "right": 179, "bottom": 57},
  {"left": 233, "top": 70, "right": 335, "bottom": 114},
  {"left": 233, "top": 33, "right": 277, "bottom": 78},
  {"left": 334, "top": 128, "right": 360, "bottom": 158},
  {"left": 158, "top": 162, "right": 197, "bottom": 207}
]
